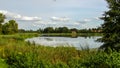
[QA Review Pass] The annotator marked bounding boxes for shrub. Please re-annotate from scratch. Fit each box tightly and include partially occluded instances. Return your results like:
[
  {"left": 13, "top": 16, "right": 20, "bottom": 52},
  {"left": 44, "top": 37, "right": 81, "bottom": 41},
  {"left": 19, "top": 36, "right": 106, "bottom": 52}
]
[{"left": 81, "top": 50, "right": 120, "bottom": 68}]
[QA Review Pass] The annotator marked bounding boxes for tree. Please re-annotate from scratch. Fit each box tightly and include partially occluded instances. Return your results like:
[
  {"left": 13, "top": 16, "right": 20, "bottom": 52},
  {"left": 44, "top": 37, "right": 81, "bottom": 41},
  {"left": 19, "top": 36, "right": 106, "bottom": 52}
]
[
  {"left": 2, "top": 20, "right": 18, "bottom": 34},
  {"left": 56, "top": 27, "right": 63, "bottom": 33},
  {"left": 100, "top": 0, "right": 120, "bottom": 51},
  {"left": 54, "top": 27, "right": 70, "bottom": 33},
  {"left": 43, "top": 27, "right": 54, "bottom": 33},
  {"left": 2, "top": 23, "right": 9, "bottom": 34},
  {"left": 0, "top": 13, "right": 5, "bottom": 34},
  {"left": 37, "top": 28, "right": 43, "bottom": 33},
  {"left": 18, "top": 29, "right": 26, "bottom": 33},
  {"left": 8, "top": 20, "right": 18, "bottom": 34}
]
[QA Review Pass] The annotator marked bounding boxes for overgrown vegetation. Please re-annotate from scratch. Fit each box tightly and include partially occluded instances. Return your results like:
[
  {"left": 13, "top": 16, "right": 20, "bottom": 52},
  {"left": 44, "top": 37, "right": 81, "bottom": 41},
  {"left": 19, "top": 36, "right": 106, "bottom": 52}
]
[
  {"left": 0, "top": 33, "right": 92, "bottom": 68},
  {"left": 0, "top": 33, "right": 120, "bottom": 68}
]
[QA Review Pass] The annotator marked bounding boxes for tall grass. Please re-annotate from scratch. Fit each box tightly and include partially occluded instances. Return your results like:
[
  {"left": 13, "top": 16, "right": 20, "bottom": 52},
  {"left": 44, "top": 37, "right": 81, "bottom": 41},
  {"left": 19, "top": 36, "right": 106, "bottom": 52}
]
[
  {"left": 0, "top": 33, "right": 95, "bottom": 67},
  {"left": 0, "top": 33, "right": 119, "bottom": 68}
]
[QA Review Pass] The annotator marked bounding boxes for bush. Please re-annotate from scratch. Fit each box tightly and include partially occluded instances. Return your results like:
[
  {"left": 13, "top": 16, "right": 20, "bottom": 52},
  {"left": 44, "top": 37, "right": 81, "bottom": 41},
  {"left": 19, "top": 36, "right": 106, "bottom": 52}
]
[{"left": 81, "top": 50, "right": 120, "bottom": 68}]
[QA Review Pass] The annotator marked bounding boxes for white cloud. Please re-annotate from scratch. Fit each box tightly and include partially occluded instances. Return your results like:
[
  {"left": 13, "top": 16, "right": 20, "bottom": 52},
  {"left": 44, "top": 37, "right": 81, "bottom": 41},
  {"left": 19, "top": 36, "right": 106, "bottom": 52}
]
[
  {"left": 34, "top": 21, "right": 57, "bottom": 25},
  {"left": 20, "top": 16, "right": 41, "bottom": 21},
  {"left": 84, "top": 19, "right": 91, "bottom": 22},
  {"left": 76, "top": 17, "right": 101, "bottom": 24},
  {"left": 0, "top": 10, "right": 102, "bottom": 30},
  {"left": 76, "top": 21, "right": 86, "bottom": 24},
  {"left": 94, "top": 17, "right": 100, "bottom": 20},
  {"left": 76, "top": 21, "right": 87, "bottom": 24},
  {"left": 50, "top": 16, "right": 70, "bottom": 22},
  {"left": 73, "top": 22, "right": 80, "bottom": 25},
  {"left": 0, "top": 10, "right": 42, "bottom": 21}
]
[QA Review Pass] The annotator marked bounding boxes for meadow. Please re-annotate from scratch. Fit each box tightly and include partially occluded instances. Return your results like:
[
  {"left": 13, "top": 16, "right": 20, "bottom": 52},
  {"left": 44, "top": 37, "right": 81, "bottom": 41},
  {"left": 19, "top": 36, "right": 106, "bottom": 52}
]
[{"left": 0, "top": 33, "right": 120, "bottom": 68}]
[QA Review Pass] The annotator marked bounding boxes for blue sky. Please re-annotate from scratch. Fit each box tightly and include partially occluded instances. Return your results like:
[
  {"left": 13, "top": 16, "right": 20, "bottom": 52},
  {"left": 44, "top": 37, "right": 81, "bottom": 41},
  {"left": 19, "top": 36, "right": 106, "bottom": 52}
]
[{"left": 0, "top": 0, "right": 108, "bottom": 30}]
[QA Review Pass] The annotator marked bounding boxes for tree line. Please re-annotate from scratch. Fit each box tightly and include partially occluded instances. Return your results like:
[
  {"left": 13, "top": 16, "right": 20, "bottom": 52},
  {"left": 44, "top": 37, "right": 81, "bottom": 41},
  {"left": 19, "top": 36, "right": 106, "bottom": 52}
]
[
  {"left": 0, "top": 13, "right": 18, "bottom": 34},
  {"left": 19, "top": 27, "right": 102, "bottom": 33}
]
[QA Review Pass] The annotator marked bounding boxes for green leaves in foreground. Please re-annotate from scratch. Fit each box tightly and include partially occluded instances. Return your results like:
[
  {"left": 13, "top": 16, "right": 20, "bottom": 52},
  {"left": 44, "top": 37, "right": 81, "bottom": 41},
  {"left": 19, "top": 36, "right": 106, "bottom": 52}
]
[
  {"left": 2, "top": 44, "right": 120, "bottom": 68},
  {"left": 0, "top": 58, "right": 8, "bottom": 68},
  {"left": 82, "top": 50, "right": 120, "bottom": 68}
]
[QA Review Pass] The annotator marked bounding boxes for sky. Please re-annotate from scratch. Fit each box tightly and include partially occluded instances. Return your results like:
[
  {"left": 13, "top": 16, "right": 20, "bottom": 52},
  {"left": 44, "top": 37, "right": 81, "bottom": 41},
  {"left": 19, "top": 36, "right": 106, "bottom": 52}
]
[{"left": 0, "top": 0, "right": 108, "bottom": 30}]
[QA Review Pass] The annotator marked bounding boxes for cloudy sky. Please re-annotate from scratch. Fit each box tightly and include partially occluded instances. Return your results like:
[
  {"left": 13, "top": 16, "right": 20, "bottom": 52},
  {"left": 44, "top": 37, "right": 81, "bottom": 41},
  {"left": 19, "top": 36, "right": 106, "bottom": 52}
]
[{"left": 0, "top": 0, "right": 108, "bottom": 30}]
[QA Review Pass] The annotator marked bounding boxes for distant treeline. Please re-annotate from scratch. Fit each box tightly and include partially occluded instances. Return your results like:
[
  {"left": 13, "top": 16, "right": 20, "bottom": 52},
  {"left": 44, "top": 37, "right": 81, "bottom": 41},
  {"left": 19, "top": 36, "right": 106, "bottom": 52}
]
[{"left": 19, "top": 27, "right": 102, "bottom": 33}]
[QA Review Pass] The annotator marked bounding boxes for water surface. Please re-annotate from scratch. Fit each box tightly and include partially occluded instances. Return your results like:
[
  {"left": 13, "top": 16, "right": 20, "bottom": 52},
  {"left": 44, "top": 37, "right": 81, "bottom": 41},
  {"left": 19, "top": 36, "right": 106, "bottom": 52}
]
[{"left": 26, "top": 36, "right": 103, "bottom": 49}]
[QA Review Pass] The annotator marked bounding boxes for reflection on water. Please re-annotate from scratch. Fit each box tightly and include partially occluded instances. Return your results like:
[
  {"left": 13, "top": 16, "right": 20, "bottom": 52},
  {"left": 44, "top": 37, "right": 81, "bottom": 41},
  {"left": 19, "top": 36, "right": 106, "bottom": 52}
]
[{"left": 25, "top": 36, "right": 103, "bottom": 49}]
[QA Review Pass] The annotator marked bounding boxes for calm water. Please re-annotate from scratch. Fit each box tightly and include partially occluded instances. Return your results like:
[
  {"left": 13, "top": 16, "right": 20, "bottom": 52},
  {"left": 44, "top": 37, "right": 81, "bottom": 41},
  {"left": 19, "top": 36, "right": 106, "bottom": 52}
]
[{"left": 25, "top": 36, "right": 103, "bottom": 49}]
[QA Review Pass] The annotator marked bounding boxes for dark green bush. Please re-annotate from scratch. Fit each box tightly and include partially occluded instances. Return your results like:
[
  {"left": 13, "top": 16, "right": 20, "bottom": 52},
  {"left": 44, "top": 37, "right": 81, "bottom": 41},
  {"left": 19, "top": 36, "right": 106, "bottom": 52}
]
[{"left": 81, "top": 50, "right": 120, "bottom": 68}]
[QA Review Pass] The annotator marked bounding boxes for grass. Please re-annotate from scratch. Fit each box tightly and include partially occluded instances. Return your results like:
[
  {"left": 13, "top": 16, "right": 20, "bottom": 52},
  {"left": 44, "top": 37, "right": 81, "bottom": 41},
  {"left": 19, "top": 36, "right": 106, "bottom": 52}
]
[
  {"left": 0, "top": 33, "right": 95, "bottom": 67},
  {"left": 0, "top": 33, "right": 119, "bottom": 68}
]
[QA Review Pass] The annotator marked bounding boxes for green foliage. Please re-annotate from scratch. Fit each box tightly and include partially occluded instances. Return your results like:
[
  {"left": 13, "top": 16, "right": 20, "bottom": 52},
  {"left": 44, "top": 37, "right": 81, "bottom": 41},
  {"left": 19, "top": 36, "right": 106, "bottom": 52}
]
[
  {"left": 0, "top": 24, "right": 2, "bottom": 34},
  {"left": 0, "top": 13, "right": 18, "bottom": 35},
  {"left": 3, "top": 46, "right": 41, "bottom": 68},
  {"left": 0, "top": 13, "right": 5, "bottom": 34},
  {"left": 55, "top": 27, "right": 70, "bottom": 33},
  {"left": 67, "top": 58, "right": 82, "bottom": 68},
  {"left": 100, "top": 0, "right": 120, "bottom": 50},
  {"left": 1, "top": 33, "right": 120, "bottom": 68},
  {"left": 53, "top": 61, "right": 69, "bottom": 68},
  {"left": 0, "top": 58, "right": 8, "bottom": 68},
  {"left": 37, "top": 26, "right": 102, "bottom": 34},
  {"left": 0, "top": 33, "right": 90, "bottom": 68},
  {"left": 2, "top": 20, "right": 18, "bottom": 34},
  {"left": 42, "top": 27, "right": 70, "bottom": 33},
  {"left": 81, "top": 50, "right": 120, "bottom": 68},
  {"left": 43, "top": 27, "right": 54, "bottom": 33},
  {"left": 0, "top": 13, "right": 5, "bottom": 23}
]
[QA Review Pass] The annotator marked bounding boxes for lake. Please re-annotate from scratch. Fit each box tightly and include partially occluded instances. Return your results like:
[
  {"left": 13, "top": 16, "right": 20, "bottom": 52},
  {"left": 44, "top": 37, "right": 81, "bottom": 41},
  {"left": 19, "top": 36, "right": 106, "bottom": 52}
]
[{"left": 25, "top": 36, "right": 103, "bottom": 49}]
